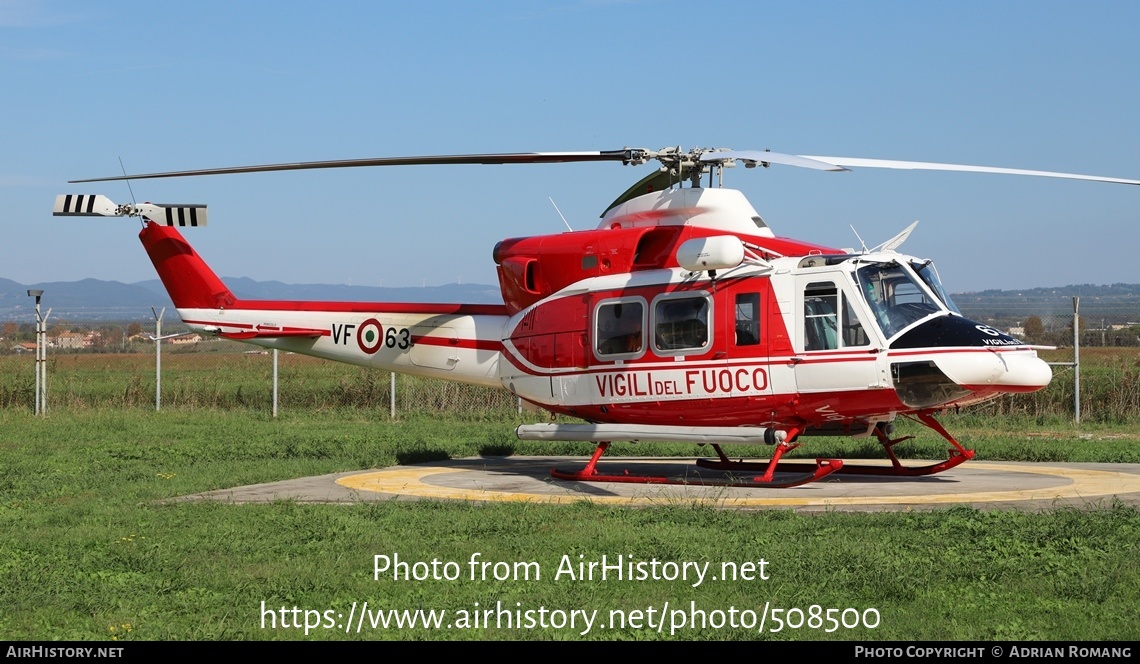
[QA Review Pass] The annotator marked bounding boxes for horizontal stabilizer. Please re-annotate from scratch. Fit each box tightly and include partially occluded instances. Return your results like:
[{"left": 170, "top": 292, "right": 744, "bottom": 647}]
[
  {"left": 53, "top": 195, "right": 207, "bottom": 226},
  {"left": 204, "top": 324, "right": 326, "bottom": 340},
  {"left": 219, "top": 330, "right": 322, "bottom": 340}
]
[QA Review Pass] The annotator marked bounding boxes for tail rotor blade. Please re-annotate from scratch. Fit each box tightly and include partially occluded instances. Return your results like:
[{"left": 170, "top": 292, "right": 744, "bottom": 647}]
[
  {"left": 138, "top": 203, "right": 208, "bottom": 227},
  {"left": 52, "top": 194, "right": 119, "bottom": 217},
  {"left": 53, "top": 195, "right": 208, "bottom": 226}
]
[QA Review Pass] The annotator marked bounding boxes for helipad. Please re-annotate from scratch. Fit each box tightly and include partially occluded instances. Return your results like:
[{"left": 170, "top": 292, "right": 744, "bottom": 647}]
[{"left": 176, "top": 457, "right": 1140, "bottom": 511}]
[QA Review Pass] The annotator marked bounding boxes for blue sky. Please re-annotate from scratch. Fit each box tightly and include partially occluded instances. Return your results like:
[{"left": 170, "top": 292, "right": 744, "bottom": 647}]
[{"left": 3, "top": 1, "right": 1138, "bottom": 295}]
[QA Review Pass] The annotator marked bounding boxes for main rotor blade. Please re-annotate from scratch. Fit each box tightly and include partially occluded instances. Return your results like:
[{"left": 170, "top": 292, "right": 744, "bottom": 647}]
[
  {"left": 70, "top": 150, "right": 635, "bottom": 183},
  {"left": 801, "top": 156, "right": 1140, "bottom": 186},
  {"left": 700, "top": 150, "right": 848, "bottom": 171}
]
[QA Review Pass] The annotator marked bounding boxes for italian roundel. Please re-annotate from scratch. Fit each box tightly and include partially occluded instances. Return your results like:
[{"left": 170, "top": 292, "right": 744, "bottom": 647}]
[{"left": 357, "top": 318, "right": 384, "bottom": 354}]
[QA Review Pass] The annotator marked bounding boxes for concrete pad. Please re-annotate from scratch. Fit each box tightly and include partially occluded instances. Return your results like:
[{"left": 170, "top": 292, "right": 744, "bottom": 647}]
[{"left": 174, "top": 457, "right": 1140, "bottom": 512}]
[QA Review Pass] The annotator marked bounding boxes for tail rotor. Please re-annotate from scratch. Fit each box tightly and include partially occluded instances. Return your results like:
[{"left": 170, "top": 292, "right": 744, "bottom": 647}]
[{"left": 53, "top": 194, "right": 208, "bottom": 227}]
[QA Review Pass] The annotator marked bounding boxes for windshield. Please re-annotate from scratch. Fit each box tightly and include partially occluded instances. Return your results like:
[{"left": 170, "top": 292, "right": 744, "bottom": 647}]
[
  {"left": 911, "top": 260, "right": 961, "bottom": 315},
  {"left": 855, "top": 262, "right": 944, "bottom": 339}
]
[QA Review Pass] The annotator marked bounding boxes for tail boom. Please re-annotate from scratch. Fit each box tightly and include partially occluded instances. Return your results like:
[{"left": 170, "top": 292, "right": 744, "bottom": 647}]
[
  {"left": 176, "top": 305, "right": 508, "bottom": 387},
  {"left": 140, "top": 222, "right": 508, "bottom": 387}
]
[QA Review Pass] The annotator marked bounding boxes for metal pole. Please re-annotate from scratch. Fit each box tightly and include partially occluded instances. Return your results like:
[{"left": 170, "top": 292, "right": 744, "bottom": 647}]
[
  {"left": 272, "top": 348, "right": 279, "bottom": 418},
  {"left": 28, "top": 291, "right": 45, "bottom": 416},
  {"left": 41, "top": 308, "right": 50, "bottom": 415},
  {"left": 390, "top": 372, "right": 396, "bottom": 418},
  {"left": 34, "top": 303, "right": 41, "bottom": 416},
  {"left": 1073, "top": 296, "right": 1080, "bottom": 424},
  {"left": 152, "top": 307, "right": 164, "bottom": 411}
]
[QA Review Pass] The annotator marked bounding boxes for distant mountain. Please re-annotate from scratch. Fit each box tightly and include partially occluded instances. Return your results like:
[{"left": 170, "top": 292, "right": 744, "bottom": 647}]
[
  {"left": 0, "top": 277, "right": 174, "bottom": 322},
  {"left": 3, "top": 275, "right": 1139, "bottom": 325},
  {"left": 1, "top": 277, "right": 501, "bottom": 322}
]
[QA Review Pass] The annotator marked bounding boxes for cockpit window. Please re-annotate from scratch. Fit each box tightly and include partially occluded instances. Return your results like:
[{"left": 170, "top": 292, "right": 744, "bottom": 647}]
[
  {"left": 911, "top": 260, "right": 961, "bottom": 315},
  {"left": 856, "top": 262, "right": 943, "bottom": 339}
]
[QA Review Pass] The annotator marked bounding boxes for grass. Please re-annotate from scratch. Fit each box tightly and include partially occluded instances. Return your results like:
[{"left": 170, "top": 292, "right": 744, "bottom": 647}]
[
  {"left": 1, "top": 349, "right": 1138, "bottom": 640},
  {"left": 0, "top": 408, "right": 1138, "bottom": 641},
  {"left": 0, "top": 350, "right": 518, "bottom": 412}
]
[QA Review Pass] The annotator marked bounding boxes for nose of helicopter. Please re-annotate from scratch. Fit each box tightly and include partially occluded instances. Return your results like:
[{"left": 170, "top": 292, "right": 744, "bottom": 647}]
[
  {"left": 889, "top": 315, "right": 1053, "bottom": 402},
  {"left": 933, "top": 350, "right": 1052, "bottom": 393}
]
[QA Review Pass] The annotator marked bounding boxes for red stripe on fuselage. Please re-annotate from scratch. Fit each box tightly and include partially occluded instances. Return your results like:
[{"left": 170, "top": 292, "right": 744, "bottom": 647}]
[
  {"left": 182, "top": 318, "right": 503, "bottom": 351},
  {"left": 410, "top": 335, "right": 503, "bottom": 352},
  {"left": 786, "top": 355, "right": 879, "bottom": 365},
  {"left": 218, "top": 300, "right": 508, "bottom": 316},
  {"left": 182, "top": 319, "right": 331, "bottom": 336}
]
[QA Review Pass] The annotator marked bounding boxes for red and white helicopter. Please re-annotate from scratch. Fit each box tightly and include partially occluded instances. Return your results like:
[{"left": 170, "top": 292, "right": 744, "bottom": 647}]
[{"left": 55, "top": 147, "right": 1140, "bottom": 487}]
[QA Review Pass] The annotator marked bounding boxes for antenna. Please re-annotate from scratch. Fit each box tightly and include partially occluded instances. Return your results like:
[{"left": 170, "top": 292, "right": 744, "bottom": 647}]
[
  {"left": 548, "top": 197, "right": 573, "bottom": 231},
  {"left": 118, "top": 157, "right": 142, "bottom": 228},
  {"left": 850, "top": 225, "right": 868, "bottom": 253}
]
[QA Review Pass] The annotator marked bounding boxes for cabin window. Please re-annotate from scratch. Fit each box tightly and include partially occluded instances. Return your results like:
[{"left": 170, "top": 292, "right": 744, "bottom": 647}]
[
  {"left": 804, "top": 281, "right": 869, "bottom": 351},
  {"left": 594, "top": 299, "right": 646, "bottom": 358},
  {"left": 735, "top": 293, "right": 760, "bottom": 346},
  {"left": 652, "top": 294, "right": 711, "bottom": 354},
  {"left": 804, "top": 283, "right": 838, "bottom": 351}
]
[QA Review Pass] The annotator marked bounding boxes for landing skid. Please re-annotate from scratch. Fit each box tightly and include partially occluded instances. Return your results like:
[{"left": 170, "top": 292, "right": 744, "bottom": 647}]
[
  {"left": 695, "top": 412, "right": 975, "bottom": 478},
  {"left": 549, "top": 440, "right": 844, "bottom": 488}
]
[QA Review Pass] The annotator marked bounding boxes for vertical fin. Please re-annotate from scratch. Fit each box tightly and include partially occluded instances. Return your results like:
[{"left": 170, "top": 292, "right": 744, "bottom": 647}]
[{"left": 138, "top": 222, "right": 236, "bottom": 309}]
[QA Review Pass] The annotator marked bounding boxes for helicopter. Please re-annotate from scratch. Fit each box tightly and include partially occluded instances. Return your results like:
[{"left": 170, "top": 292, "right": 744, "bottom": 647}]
[{"left": 54, "top": 147, "right": 1140, "bottom": 488}]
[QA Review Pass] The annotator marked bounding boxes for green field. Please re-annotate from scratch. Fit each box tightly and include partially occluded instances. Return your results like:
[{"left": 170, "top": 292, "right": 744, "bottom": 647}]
[{"left": 0, "top": 351, "right": 1138, "bottom": 641}]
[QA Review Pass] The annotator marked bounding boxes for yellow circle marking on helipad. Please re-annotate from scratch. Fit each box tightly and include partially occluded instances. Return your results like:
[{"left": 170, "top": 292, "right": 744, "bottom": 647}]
[{"left": 335, "top": 461, "right": 1140, "bottom": 507}]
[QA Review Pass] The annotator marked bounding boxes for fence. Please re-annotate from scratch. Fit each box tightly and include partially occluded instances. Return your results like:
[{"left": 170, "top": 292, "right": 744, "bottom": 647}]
[
  {"left": 965, "top": 297, "right": 1135, "bottom": 424},
  {"left": 0, "top": 344, "right": 519, "bottom": 417},
  {"left": 4, "top": 299, "right": 1139, "bottom": 423}
]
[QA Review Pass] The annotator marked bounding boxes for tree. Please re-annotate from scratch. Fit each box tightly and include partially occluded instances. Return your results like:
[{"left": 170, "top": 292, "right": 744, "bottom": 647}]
[{"left": 1024, "top": 316, "right": 1044, "bottom": 342}]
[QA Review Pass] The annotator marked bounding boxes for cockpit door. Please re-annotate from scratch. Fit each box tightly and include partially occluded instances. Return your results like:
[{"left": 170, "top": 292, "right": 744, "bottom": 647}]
[{"left": 792, "top": 273, "right": 889, "bottom": 395}]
